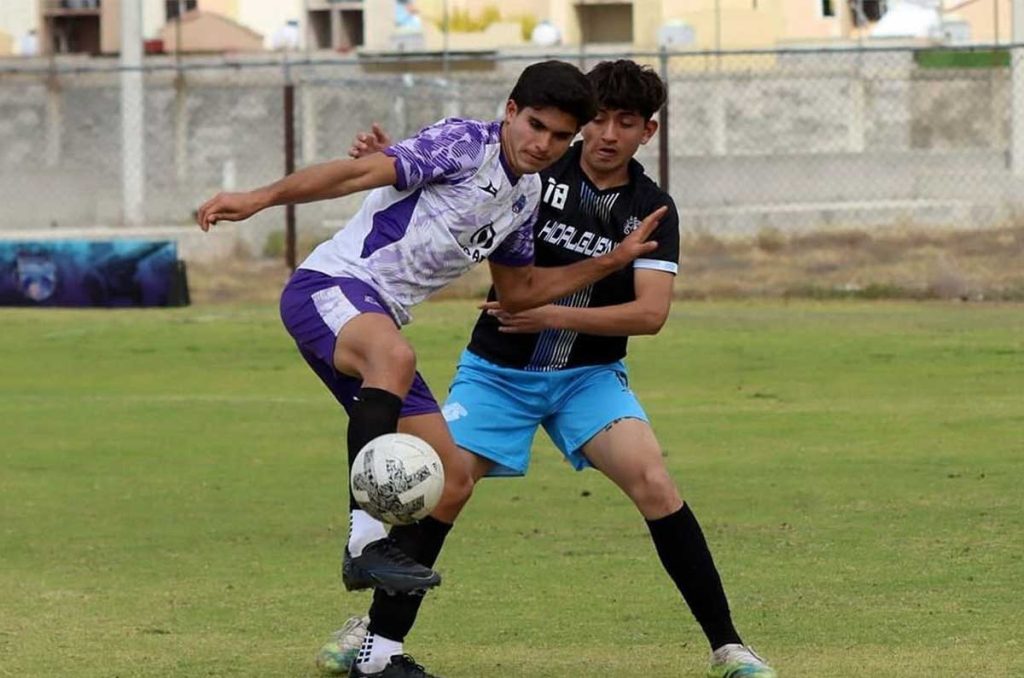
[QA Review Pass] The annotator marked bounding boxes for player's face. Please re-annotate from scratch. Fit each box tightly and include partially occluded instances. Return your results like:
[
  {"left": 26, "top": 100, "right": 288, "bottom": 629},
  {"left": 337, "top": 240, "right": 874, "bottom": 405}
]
[
  {"left": 502, "top": 101, "right": 579, "bottom": 174},
  {"left": 580, "top": 108, "right": 657, "bottom": 175}
]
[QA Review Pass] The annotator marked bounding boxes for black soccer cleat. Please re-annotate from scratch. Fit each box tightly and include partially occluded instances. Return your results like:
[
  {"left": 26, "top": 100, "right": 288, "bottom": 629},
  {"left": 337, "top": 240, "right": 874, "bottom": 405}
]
[
  {"left": 349, "top": 654, "right": 442, "bottom": 678},
  {"left": 342, "top": 538, "right": 441, "bottom": 594}
]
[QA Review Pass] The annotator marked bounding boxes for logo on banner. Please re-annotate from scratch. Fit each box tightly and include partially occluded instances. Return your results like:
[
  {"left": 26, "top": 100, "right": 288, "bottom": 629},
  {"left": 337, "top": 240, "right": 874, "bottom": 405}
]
[{"left": 16, "top": 254, "right": 58, "bottom": 302}]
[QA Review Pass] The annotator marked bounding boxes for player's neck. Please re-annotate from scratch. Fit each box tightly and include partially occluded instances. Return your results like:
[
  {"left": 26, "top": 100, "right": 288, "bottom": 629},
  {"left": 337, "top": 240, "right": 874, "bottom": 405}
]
[
  {"left": 498, "top": 122, "right": 523, "bottom": 177},
  {"left": 579, "top": 155, "right": 631, "bottom": 191}
]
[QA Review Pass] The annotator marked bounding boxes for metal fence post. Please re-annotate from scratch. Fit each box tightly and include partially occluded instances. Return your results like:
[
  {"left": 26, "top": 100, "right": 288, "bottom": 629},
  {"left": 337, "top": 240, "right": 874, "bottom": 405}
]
[
  {"left": 1012, "top": 2, "right": 1024, "bottom": 175},
  {"left": 658, "top": 47, "right": 670, "bottom": 193},
  {"left": 120, "top": 0, "right": 144, "bottom": 226},
  {"left": 284, "top": 63, "right": 297, "bottom": 272}
]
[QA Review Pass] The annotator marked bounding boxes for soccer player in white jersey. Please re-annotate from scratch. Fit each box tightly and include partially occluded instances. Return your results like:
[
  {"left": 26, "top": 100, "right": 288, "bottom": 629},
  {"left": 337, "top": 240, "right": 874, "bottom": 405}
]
[
  {"left": 337, "top": 61, "right": 777, "bottom": 678},
  {"left": 196, "top": 61, "right": 668, "bottom": 678}
]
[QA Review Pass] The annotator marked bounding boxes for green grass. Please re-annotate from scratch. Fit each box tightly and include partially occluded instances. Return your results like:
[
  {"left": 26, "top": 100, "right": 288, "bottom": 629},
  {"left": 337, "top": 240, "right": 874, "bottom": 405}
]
[
  {"left": 2, "top": 301, "right": 1023, "bottom": 677},
  {"left": 914, "top": 48, "right": 1009, "bottom": 69}
]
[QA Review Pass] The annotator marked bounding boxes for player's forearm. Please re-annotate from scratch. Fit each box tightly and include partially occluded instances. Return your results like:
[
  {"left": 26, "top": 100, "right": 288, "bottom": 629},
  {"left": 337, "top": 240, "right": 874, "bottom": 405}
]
[
  {"left": 260, "top": 158, "right": 384, "bottom": 207},
  {"left": 547, "top": 301, "right": 669, "bottom": 336},
  {"left": 498, "top": 256, "right": 620, "bottom": 313}
]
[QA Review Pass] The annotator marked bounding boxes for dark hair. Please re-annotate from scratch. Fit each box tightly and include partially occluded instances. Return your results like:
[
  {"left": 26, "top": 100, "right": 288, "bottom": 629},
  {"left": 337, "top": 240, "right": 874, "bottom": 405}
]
[
  {"left": 508, "top": 60, "right": 597, "bottom": 128},
  {"left": 587, "top": 60, "right": 666, "bottom": 120}
]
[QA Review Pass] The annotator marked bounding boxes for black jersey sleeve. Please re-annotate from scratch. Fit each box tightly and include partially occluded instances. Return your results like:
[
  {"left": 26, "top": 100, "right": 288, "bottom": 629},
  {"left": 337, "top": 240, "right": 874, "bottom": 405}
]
[{"left": 634, "top": 195, "right": 680, "bottom": 275}]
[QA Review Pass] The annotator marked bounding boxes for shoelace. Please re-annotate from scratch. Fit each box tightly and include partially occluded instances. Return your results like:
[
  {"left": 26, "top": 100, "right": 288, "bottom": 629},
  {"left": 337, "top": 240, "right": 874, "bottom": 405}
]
[{"left": 374, "top": 539, "right": 426, "bottom": 568}]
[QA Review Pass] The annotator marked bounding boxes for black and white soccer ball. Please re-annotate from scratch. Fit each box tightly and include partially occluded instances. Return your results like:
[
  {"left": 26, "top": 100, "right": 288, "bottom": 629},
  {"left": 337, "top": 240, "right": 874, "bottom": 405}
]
[{"left": 350, "top": 433, "right": 445, "bottom": 526}]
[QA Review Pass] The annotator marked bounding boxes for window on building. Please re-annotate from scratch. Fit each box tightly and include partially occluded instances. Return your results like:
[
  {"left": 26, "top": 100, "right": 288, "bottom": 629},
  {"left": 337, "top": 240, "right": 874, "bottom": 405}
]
[
  {"left": 165, "top": 0, "right": 198, "bottom": 21},
  {"left": 821, "top": 0, "right": 835, "bottom": 17},
  {"left": 850, "top": 0, "right": 886, "bottom": 25}
]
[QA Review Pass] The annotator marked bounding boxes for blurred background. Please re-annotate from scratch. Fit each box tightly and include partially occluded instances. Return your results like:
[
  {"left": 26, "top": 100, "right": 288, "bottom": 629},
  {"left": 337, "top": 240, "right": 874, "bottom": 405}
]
[{"left": 1, "top": 0, "right": 1023, "bottom": 302}]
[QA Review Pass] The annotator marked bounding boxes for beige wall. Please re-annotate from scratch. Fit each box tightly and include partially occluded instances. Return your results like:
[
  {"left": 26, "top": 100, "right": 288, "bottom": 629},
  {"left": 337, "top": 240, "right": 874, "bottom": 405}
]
[
  {"left": 158, "top": 12, "right": 263, "bottom": 52},
  {"left": 781, "top": 0, "right": 842, "bottom": 41},
  {"left": 659, "top": 0, "right": 787, "bottom": 49},
  {"left": 947, "top": 0, "right": 1013, "bottom": 43},
  {"left": 102, "top": 1, "right": 119, "bottom": 54},
  {"left": 0, "top": 31, "right": 13, "bottom": 56}
]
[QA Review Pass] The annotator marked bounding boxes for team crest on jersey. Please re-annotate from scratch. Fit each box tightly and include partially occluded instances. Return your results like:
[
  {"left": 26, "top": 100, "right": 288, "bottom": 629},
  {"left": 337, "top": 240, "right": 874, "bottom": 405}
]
[
  {"left": 511, "top": 194, "right": 527, "bottom": 215},
  {"left": 623, "top": 216, "right": 643, "bottom": 235}
]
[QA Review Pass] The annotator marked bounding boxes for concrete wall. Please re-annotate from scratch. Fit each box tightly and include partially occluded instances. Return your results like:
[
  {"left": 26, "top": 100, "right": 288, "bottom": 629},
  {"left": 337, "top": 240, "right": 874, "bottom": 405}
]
[{"left": 0, "top": 51, "right": 1021, "bottom": 242}]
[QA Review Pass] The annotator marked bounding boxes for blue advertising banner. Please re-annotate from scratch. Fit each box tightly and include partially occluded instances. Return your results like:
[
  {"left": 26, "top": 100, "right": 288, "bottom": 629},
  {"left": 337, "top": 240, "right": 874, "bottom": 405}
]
[{"left": 0, "top": 240, "right": 185, "bottom": 308}]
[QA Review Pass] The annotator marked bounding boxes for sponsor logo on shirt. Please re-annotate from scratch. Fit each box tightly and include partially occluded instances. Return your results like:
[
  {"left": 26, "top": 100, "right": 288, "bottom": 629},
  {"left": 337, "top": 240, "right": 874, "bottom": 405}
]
[
  {"left": 477, "top": 180, "right": 499, "bottom": 197},
  {"left": 623, "top": 215, "right": 643, "bottom": 235},
  {"left": 462, "top": 222, "right": 496, "bottom": 262},
  {"left": 537, "top": 218, "right": 614, "bottom": 257},
  {"left": 542, "top": 178, "right": 569, "bottom": 210}
]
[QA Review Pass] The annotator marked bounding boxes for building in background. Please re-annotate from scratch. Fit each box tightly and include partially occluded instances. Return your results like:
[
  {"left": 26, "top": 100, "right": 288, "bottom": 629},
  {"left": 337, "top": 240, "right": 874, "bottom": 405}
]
[
  {"left": 11, "top": 0, "right": 1018, "bottom": 57},
  {"left": 157, "top": 9, "right": 263, "bottom": 52},
  {"left": 0, "top": 0, "right": 39, "bottom": 55},
  {"left": 32, "top": 0, "right": 306, "bottom": 55}
]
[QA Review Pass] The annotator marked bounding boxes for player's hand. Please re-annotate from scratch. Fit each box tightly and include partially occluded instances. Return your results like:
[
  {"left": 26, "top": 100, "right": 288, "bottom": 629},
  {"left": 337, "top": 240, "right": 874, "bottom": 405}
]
[
  {"left": 609, "top": 205, "right": 666, "bottom": 267},
  {"left": 195, "top": 191, "right": 264, "bottom": 231},
  {"left": 480, "top": 301, "right": 559, "bottom": 333},
  {"left": 347, "top": 123, "right": 391, "bottom": 159}
]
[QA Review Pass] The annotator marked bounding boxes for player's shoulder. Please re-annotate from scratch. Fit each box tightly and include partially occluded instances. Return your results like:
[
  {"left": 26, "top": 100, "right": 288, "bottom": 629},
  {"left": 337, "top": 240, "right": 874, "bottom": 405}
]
[
  {"left": 419, "top": 117, "right": 500, "bottom": 143},
  {"left": 628, "top": 161, "right": 677, "bottom": 215}
]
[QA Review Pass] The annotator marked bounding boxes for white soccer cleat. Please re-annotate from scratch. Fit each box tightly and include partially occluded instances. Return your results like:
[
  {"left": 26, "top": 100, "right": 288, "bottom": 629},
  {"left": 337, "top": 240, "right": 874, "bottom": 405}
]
[
  {"left": 315, "top": 615, "right": 369, "bottom": 675},
  {"left": 707, "top": 643, "right": 777, "bottom": 678}
]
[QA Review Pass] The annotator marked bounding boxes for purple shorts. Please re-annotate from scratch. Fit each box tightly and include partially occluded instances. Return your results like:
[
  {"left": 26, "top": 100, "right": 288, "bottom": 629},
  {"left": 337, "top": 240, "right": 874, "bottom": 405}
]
[{"left": 278, "top": 268, "right": 440, "bottom": 417}]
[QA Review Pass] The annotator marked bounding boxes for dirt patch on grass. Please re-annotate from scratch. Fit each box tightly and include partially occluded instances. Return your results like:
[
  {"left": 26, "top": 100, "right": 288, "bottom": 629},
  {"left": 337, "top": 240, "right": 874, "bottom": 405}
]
[
  {"left": 679, "top": 224, "right": 1024, "bottom": 301},
  {"left": 186, "top": 224, "right": 1024, "bottom": 305}
]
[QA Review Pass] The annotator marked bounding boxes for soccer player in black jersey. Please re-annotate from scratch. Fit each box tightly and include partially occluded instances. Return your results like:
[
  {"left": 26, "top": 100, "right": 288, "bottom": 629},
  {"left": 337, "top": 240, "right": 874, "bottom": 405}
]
[{"left": 332, "top": 60, "right": 776, "bottom": 678}]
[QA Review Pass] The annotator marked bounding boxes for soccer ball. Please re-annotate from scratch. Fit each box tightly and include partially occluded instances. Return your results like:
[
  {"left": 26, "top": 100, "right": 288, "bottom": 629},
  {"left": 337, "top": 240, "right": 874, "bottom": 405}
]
[{"left": 350, "top": 433, "right": 445, "bottom": 526}]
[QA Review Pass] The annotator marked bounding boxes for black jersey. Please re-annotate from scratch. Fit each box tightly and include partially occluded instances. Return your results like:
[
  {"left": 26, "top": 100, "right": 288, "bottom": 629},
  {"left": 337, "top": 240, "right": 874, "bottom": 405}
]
[{"left": 467, "top": 142, "right": 680, "bottom": 370}]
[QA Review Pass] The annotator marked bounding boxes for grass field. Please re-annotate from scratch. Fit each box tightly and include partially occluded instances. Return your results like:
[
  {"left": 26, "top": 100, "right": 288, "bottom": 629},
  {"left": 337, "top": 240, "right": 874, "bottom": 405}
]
[{"left": 2, "top": 300, "right": 1023, "bottom": 677}]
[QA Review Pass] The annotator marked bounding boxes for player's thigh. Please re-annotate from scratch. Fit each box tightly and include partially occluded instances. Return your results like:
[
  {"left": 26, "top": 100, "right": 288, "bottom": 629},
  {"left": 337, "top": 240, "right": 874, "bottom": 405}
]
[
  {"left": 585, "top": 419, "right": 679, "bottom": 493},
  {"left": 335, "top": 313, "right": 415, "bottom": 392},
  {"left": 581, "top": 418, "right": 681, "bottom": 516},
  {"left": 442, "top": 351, "right": 547, "bottom": 477},
  {"left": 279, "top": 271, "right": 414, "bottom": 394}
]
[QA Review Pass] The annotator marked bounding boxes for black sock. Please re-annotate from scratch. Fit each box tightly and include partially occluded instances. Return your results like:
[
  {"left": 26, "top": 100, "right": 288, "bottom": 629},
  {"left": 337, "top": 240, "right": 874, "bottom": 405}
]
[
  {"left": 647, "top": 503, "right": 743, "bottom": 650},
  {"left": 347, "top": 387, "right": 403, "bottom": 512},
  {"left": 367, "top": 516, "right": 453, "bottom": 641}
]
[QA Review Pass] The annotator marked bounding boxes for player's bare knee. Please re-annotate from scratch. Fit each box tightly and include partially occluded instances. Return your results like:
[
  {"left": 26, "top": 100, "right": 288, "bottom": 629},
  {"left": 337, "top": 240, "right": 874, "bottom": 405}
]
[
  {"left": 631, "top": 466, "right": 682, "bottom": 517},
  {"left": 434, "top": 470, "right": 475, "bottom": 519},
  {"left": 368, "top": 340, "right": 416, "bottom": 382}
]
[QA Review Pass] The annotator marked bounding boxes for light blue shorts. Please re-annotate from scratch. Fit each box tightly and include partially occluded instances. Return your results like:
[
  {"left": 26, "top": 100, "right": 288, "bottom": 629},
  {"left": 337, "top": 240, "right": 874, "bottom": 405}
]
[{"left": 442, "top": 349, "right": 648, "bottom": 477}]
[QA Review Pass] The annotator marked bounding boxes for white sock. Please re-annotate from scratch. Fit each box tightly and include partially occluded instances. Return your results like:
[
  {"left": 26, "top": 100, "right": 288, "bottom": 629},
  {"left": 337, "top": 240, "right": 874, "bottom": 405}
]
[
  {"left": 354, "top": 632, "right": 402, "bottom": 673},
  {"left": 348, "top": 509, "right": 387, "bottom": 557}
]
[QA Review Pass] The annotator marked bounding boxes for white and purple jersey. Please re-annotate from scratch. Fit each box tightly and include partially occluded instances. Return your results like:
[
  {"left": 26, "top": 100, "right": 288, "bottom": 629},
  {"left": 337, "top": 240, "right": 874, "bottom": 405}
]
[{"left": 299, "top": 118, "right": 540, "bottom": 325}]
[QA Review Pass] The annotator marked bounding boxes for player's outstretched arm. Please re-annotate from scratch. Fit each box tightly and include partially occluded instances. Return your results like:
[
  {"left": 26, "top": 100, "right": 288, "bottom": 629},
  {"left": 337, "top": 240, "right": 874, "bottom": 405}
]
[
  {"left": 489, "top": 206, "right": 666, "bottom": 313},
  {"left": 483, "top": 268, "right": 674, "bottom": 336},
  {"left": 196, "top": 153, "right": 397, "bottom": 231}
]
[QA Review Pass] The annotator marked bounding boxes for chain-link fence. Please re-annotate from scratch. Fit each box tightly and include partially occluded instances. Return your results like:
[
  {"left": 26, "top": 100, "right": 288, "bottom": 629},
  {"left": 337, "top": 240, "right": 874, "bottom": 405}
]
[{"left": 2, "top": 46, "right": 1023, "bottom": 248}]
